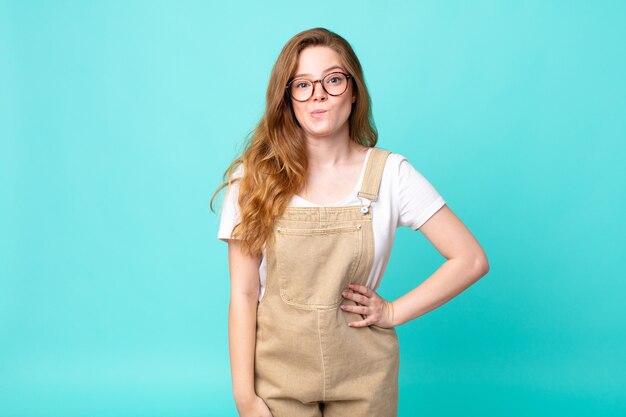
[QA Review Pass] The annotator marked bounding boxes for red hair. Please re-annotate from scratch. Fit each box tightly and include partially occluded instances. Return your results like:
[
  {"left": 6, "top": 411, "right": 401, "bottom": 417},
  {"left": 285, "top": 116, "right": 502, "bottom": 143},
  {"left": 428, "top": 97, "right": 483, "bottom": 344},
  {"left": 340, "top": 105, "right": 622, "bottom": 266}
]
[{"left": 210, "top": 27, "right": 378, "bottom": 256}]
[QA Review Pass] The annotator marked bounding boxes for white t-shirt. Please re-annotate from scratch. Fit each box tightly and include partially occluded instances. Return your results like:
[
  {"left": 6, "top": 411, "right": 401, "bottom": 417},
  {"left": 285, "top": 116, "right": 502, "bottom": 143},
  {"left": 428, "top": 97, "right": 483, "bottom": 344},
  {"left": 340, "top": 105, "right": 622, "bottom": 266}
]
[{"left": 217, "top": 148, "right": 446, "bottom": 302}]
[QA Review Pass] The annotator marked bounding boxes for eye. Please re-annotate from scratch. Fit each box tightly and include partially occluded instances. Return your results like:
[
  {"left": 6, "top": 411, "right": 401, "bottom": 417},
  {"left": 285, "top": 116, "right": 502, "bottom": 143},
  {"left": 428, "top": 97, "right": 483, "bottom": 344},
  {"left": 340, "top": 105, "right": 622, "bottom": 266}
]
[
  {"left": 294, "top": 80, "right": 311, "bottom": 89},
  {"left": 326, "top": 73, "right": 345, "bottom": 85}
]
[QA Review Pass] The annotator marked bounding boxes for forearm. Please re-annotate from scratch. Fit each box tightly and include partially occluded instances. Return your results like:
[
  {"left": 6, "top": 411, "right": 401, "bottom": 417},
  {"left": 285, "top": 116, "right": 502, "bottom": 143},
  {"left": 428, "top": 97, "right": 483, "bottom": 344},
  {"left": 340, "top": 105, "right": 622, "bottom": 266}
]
[
  {"left": 391, "top": 257, "right": 487, "bottom": 326},
  {"left": 228, "top": 293, "right": 259, "bottom": 403}
]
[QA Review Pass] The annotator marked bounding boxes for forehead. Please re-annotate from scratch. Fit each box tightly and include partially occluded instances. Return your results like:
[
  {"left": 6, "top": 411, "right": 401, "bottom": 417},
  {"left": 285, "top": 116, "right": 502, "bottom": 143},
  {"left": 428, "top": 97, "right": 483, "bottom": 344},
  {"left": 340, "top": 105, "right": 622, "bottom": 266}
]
[{"left": 294, "top": 46, "right": 345, "bottom": 77}]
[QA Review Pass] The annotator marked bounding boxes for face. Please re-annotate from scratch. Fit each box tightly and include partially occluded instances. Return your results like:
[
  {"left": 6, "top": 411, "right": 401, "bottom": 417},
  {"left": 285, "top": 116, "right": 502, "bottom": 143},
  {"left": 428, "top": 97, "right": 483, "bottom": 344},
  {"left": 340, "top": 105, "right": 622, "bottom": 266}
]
[{"left": 289, "top": 46, "right": 356, "bottom": 141}]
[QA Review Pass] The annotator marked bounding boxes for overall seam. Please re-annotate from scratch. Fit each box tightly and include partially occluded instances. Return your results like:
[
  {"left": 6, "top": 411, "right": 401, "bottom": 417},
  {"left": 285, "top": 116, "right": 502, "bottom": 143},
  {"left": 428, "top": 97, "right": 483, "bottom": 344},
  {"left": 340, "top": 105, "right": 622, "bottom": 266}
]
[{"left": 317, "top": 309, "right": 327, "bottom": 401}]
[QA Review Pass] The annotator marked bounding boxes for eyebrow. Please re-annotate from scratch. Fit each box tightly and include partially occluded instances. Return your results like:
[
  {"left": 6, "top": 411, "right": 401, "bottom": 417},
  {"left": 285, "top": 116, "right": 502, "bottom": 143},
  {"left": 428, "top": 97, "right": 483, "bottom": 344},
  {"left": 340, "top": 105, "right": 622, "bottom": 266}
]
[{"left": 294, "top": 65, "right": 346, "bottom": 79}]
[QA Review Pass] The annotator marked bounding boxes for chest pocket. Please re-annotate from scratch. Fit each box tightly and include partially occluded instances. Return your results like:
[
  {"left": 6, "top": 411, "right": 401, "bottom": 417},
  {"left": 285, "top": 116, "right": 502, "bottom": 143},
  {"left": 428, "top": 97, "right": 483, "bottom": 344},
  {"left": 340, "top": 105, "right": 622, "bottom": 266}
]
[{"left": 274, "top": 224, "right": 364, "bottom": 309}]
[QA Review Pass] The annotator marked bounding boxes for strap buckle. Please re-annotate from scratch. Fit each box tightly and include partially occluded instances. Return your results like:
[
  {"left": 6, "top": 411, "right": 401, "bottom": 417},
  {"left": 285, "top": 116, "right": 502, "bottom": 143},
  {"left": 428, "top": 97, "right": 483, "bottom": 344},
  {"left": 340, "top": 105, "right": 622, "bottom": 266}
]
[{"left": 358, "top": 196, "right": 372, "bottom": 215}]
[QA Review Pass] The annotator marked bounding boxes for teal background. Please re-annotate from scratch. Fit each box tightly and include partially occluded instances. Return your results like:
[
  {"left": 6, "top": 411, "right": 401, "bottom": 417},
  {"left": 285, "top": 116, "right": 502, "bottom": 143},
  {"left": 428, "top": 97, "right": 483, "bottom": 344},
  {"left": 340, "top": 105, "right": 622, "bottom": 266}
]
[{"left": 1, "top": 0, "right": 625, "bottom": 416}]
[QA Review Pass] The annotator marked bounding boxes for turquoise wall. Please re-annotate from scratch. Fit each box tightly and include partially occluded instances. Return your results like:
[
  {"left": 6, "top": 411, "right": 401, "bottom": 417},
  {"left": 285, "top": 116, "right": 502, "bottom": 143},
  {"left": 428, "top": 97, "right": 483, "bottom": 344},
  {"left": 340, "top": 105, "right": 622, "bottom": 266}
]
[{"left": 1, "top": 1, "right": 624, "bottom": 416}]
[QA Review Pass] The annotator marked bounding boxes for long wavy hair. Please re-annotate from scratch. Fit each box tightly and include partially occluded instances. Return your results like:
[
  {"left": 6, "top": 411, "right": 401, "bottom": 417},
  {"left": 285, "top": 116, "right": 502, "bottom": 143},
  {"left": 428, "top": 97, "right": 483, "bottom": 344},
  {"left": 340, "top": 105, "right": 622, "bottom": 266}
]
[{"left": 210, "top": 27, "right": 378, "bottom": 257}]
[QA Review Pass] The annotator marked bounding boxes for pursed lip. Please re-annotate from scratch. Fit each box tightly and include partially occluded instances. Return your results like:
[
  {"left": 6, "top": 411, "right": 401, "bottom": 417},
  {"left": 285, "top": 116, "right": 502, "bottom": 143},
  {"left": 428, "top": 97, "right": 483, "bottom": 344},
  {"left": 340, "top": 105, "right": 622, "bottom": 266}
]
[{"left": 310, "top": 109, "right": 328, "bottom": 115}]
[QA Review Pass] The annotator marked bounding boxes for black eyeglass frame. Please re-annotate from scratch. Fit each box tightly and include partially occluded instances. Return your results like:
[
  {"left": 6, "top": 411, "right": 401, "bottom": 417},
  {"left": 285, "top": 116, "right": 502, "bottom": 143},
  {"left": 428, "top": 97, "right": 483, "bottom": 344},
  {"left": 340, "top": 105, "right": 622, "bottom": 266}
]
[{"left": 285, "top": 72, "right": 353, "bottom": 102}]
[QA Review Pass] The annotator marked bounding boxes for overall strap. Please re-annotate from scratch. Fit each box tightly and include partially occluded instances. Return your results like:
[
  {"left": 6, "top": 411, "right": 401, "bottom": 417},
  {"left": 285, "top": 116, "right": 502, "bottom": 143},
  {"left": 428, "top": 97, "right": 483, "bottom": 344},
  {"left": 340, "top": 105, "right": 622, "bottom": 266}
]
[{"left": 357, "top": 147, "right": 392, "bottom": 201}]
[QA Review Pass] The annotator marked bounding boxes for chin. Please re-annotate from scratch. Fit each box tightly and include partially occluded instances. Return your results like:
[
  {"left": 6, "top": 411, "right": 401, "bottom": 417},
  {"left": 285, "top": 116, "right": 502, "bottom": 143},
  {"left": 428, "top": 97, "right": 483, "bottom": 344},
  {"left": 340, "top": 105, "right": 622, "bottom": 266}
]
[{"left": 308, "top": 128, "right": 333, "bottom": 137}]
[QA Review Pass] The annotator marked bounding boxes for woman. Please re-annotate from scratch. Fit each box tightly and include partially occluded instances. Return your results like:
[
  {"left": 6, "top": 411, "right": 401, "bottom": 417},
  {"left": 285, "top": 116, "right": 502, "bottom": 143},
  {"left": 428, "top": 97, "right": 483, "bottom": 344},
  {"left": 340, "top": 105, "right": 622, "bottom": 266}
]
[{"left": 211, "top": 27, "right": 489, "bottom": 417}]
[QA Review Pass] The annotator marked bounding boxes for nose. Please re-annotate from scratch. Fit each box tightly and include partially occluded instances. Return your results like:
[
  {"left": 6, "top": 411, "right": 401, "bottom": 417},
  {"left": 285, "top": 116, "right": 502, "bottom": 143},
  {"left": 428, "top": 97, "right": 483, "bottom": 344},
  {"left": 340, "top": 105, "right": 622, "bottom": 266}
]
[{"left": 312, "top": 80, "right": 327, "bottom": 101}]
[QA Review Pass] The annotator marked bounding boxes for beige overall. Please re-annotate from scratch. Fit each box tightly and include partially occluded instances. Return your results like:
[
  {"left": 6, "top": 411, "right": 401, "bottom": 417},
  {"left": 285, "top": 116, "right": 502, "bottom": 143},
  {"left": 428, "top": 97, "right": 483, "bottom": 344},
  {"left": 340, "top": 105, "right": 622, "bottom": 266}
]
[{"left": 254, "top": 147, "right": 399, "bottom": 417}]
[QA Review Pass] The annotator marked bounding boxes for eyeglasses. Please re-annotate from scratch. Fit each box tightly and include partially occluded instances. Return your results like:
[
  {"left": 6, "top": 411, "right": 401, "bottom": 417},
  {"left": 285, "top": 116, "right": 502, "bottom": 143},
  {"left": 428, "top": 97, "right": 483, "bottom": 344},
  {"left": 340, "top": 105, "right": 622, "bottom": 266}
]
[{"left": 285, "top": 72, "right": 352, "bottom": 102}]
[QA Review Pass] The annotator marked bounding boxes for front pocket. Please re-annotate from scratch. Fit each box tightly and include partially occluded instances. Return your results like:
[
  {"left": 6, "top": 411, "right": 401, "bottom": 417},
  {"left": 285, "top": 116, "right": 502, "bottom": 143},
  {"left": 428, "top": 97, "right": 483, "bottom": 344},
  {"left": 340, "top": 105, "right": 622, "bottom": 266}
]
[{"left": 275, "top": 224, "right": 363, "bottom": 308}]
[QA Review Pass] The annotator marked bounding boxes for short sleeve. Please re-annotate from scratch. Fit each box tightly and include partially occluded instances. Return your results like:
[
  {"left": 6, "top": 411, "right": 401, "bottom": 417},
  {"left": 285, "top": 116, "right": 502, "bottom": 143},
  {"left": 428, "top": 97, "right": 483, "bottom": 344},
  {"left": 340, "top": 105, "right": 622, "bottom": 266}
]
[
  {"left": 396, "top": 157, "right": 446, "bottom": 230},
  {"left": 217, "top": 164, "right": 244, "bottom": 242}
]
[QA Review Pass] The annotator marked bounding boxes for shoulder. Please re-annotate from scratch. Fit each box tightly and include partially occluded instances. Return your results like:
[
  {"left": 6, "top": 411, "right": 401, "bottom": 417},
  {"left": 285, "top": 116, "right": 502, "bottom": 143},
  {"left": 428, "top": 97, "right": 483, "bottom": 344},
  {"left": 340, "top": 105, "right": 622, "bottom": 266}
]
[
  {"left": 373, "top": 147, "right": 411, "bottom": 175},
  {"left": 232, "top": 163, "right": 244, "bottom": 179},
  {"left": 222, "top": 163, "right": 245, "bottom": 205},
  {"left": 379, "top": 149, "right": 435, "bottom": 191}
]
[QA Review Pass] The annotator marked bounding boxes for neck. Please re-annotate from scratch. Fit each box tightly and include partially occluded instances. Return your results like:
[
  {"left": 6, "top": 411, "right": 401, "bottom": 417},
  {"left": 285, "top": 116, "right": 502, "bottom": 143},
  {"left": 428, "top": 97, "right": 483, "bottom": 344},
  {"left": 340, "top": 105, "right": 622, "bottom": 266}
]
[{"left": 303, "top": 124, "right": 357, "bottom": 168}]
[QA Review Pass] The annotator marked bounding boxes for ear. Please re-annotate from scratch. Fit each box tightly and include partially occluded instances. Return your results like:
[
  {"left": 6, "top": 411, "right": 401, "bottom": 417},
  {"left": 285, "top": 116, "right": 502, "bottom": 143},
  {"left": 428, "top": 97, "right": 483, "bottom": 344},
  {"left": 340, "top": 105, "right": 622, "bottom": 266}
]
[{"left": 352, "top": 95, "right": 356, "bottom": 103}]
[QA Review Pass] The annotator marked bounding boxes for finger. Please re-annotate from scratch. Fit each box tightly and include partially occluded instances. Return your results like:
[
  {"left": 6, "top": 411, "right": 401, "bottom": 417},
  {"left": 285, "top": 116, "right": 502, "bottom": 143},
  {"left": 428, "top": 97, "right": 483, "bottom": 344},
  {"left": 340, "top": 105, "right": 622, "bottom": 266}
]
[
  {"left": 340, "top": 303, "right": 368, "bottom": 314},
  {"left": 342, "top": 289, "right": 370, "bottom": 305},
  {"left": 348, "top": 283, "right": 372, "bottom": 298},
  {"left": 347, "top": 317, "right": 372, "bottom": 328}
]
